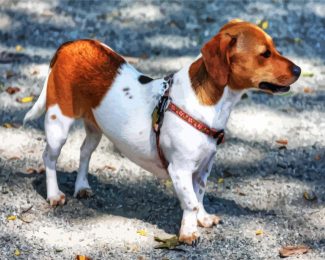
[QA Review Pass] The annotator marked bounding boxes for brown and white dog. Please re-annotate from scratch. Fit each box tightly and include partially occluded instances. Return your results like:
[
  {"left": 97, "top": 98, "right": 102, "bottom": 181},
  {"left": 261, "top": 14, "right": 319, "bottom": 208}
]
[{"left": 24, "top": 19, "right": 300, "bottom": 245}]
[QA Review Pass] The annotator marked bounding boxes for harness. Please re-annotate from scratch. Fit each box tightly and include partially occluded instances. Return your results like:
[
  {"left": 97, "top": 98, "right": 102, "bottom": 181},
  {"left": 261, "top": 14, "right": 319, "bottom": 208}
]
[{"left": 152, "top": 74, "right": 225, "bottom": 169}]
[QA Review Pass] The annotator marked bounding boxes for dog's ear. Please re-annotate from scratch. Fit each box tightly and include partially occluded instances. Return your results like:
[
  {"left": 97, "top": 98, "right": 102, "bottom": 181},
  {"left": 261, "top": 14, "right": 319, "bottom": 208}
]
[{"left": 201, "top": 33, "right": 236, "bottom": 87}]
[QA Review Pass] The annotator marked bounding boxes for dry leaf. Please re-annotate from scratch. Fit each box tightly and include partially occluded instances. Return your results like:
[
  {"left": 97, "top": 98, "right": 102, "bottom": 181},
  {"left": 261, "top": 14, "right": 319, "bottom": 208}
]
[
  {"left": 257, "top": 20, "right": 269, "bottom": 30},
  {"left": 137, "top": 229, "right": 147, "bottom": 236},
  {"left": 6, "top": 70, "right": 15, "bottom": 79},
  {"left": 14, "top": 249, "right": 21, "bottom": 256},
  {"left": 7, "top": 215, "right": 17, "bottom": 221},
  {"left": 276, "top": 139, "right": 288, "bottom": 145},
  {"left": 3, "top": 123, "right": 19, "bottom": 129},
  {"left": 261, "top": 21, "right": 268, "bottom": 29},
  {"left": 294, "top": 37, "right": 302, "bottom": 44},
  {"left": 315, "top": 154, "right": 321, "bottom": 161},
  {"left": 279, "top": 245, "right": 309, "bottom": 257},
  {"left": 17, "top": 96, "right": 34, "bottom": 103},
  {"left": 6, "top": 86, "right": 21, "bottom": 95},
  {"left": 303, "top": 87, "right": 314, "bottom": 93},
  {"left": 255, "top": 229, "right": 263, "bottom": 235},
  {"left": 164, "top": 180, "right": 173, "bottom": 189},
  {"left": 75, "top": 256, "right": 91, "bottom": 260},
  {"left": 154, "top": 235, "right": 180, "bottom": 249},
  {"left": 302, "top": 72, "right": 314, "bottom": 77},
  {"left": 8, "top": 156, "right": 21, "bottom": 161},
  {"left": 15, "top": 45, "right": 23, "bottom": 52},
  {"left": 3, "top": 123, "right": 13, "bottom": 128},
  {"left": 102, "top": 165, "right": 116, "bottom": 171},
  {"left": 303, "top": 191, "right": 317, "bottom": 201}
]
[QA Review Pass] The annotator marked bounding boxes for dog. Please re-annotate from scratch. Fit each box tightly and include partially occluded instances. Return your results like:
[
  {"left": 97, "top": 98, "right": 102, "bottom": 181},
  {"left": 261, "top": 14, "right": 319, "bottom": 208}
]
[{"left": 24, "top": 19, "right": 300, "bottom": 245}]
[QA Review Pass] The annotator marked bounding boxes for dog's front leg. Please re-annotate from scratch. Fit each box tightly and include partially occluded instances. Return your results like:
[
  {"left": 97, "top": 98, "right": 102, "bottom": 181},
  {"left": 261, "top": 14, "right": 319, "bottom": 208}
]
[
  {"left": 193, "top": 158, "right": 222, "bottom": 227},
  {"left": 193, "top": 169, "right": 222, "bottom": 227},
  {"left": 168, "top": 163, "right": 200, "bottom": 246}
]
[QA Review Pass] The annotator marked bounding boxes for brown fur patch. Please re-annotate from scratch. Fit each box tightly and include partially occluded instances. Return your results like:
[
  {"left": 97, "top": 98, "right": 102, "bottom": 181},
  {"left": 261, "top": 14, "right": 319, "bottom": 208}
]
[
  {"left": 47, "top": 39, "right": 125, "bottom": 126},
  {"left": 189, "top": 58, "right": 225, "bottom": 106},
  {"left": 50, "top": 114, "right": 57, "bottom": 120}
]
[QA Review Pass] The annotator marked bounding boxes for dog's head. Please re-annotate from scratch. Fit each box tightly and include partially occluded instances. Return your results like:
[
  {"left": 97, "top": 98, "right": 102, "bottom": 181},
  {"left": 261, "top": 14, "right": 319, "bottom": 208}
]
[{"left": 201, "top": 19, "right": 301, "bottom": 93}]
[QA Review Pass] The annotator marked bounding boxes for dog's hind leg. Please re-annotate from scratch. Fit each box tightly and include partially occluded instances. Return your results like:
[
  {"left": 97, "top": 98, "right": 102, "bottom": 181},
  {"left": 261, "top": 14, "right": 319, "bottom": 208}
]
[
  {"left": 43, "top": 104, "right": 74, "bottom": 206},
  {"left": 74, "top": 120, "right": 102, "bottom": 198}
]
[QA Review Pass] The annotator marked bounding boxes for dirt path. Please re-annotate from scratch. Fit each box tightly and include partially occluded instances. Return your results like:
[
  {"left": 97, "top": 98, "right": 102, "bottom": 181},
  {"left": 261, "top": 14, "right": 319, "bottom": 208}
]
[{"left": 0, "top": 1, "right": 324, "bottom": 259}]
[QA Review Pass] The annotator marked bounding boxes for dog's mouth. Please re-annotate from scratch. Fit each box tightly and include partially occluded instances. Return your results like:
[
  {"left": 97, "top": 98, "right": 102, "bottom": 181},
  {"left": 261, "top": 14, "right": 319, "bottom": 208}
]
[{"left": 258, "top": 82, "right": 290, "bottom": 93}]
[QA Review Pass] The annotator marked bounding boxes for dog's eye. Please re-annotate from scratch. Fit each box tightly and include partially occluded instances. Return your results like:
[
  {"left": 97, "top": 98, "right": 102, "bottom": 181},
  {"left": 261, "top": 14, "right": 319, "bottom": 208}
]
[{"left": 261, "top": 49, "right": 271, "bottom": 58}]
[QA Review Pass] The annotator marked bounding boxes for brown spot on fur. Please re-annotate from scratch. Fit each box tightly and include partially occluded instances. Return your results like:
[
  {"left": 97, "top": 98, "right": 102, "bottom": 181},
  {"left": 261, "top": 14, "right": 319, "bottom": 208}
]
[
  {"left": 50, "top": 114, "right": 57, "bottom": 120},
  {"left": 47, "top": 39, "right": 125, "bottom": 126},
  {"left": 193, "top": 206, "right": 198, "bottom": 211}
]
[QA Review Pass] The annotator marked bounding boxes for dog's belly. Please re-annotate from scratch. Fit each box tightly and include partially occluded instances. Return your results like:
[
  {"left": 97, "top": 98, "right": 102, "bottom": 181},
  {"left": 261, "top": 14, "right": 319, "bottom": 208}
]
[{"left": 93, "top": 64, "right": 168, "bottom": 178}]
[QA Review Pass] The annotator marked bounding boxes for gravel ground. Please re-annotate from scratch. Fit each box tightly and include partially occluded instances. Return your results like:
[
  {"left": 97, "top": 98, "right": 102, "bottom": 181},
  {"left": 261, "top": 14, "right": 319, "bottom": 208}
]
[{"left": 0, "top": 0, "right": 325, "bottom": 259}]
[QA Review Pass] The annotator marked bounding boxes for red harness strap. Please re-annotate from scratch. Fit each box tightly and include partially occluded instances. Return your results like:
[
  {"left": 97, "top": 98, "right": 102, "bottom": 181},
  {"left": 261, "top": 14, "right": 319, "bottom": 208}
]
[
  {"left": 167, "top": 102, "right": 225, "bottom": 145},
  {"left": 153, "top": 75, "right": 225, "bottom": 169}
]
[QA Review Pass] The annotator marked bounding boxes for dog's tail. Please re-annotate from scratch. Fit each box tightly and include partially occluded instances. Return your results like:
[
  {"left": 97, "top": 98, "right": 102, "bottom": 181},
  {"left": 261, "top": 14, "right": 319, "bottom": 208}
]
[{"left": 23, "top": 70, "right": 50, "bottom": 125}]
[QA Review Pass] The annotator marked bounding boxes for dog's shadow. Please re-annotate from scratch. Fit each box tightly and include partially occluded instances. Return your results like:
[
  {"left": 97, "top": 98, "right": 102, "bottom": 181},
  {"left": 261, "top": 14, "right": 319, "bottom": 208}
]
[{"left": 30, "top": 170, "right": 270, "bottom": 234}]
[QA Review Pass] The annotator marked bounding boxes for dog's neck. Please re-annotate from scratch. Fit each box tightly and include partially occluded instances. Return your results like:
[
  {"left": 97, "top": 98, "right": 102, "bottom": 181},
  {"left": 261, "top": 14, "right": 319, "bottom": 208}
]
[
  {"left": 189, "top": 57, "right": 226, "bottom": 106},
  {"left": 165, "top": 58, "right": 243, "bottom": 130}
]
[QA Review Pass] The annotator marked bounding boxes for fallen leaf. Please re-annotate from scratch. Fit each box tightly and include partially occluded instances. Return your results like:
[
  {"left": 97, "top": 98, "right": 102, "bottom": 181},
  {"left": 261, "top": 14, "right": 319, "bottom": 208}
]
[
  {"left": 164, "top": 180, "right": 173, "bottom": 189},
  {"left": 315, "top": 154, "right": 321, "bottom": 161},
  {"left": 276, "top": 139, "right": 288, "bottom": 145},
  {"left": 6, "top": 70, "right": 15, "bottom": 79},
  {"left": 26, "top": 168, "right": 37, "bottom": 174},
  {"left": 261, "top": 21, "right": 268, "bottom": 30},
  {"left": 102, "top": 165, "right": 116, "bottom": 171},
  {"left": 279, "top": 245, "right": 309, "bottom": 257},
  {"left": 14, "top": 249, "right": 21, "bottom": 256},
  {"left": 154, "top": 235, "right": 180, "bottom": 249},
  {"left": 2, "top": 122, "right": 20, "bottom": 129},
  {"left": 302, "top": 72, "right": 314, "bottom": 77},
  {"left": 7, "top": 215, "right": 17, "bottom": 221},
  {"left": 294, "top": 37, "right": 302, "bottom": 44},
  {"left": 255, "top": 229, "right": 263, "bottom": 235},
  {"left": 5, "top": 86, "right": 20, "bottom": 95},
  {"left": 3, "top": 123, "right": 13, "bottom": 128},
  {"left": 137, "top": 229, "right": 147, "bottom": 236},
  {"left": 218, "top": 178, "right": 224, "bottom": 184},
  {"left": 303, "top": 191, "right": 317, "bottom": 201},
  {"left": 75, "top": 256, "right": 91, "bottom": 260},
  {"left": 8, "top": 156, "right": 21, "bottom": 161},
  {"left": 303, "top": 87, "right": 314, "bottom": 93},
  {"left": 15, "top": 45, "right": 23, "bottom": 52},
  {"left": 17, "top": 96, "right": 34, "bottom": 103},
  {"left": 257, "top": 20, "right": 269, "bottom": 30}
]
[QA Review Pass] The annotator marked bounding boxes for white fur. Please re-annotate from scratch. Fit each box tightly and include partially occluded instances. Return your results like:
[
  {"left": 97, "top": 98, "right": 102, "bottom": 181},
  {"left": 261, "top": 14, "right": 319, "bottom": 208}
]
[{"left": 25, "top": 53, "right": 242, "bottom": 243}]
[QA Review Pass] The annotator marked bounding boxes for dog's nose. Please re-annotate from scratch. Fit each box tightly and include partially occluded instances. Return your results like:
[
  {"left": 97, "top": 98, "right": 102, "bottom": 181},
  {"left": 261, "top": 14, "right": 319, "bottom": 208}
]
[{"left": 292, "top": 65, "right": 301, "bottom": 77}]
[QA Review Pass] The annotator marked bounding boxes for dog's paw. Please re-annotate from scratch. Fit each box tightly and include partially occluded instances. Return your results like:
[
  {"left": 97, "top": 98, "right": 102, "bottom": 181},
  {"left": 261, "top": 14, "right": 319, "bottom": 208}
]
[
  {"left": 47, "top": 191, "right": 66, "bottom": 206},
  {"left": 179, "top": 231, "right": 200, "bottom": 246},
  {"left": 74, "top": 188, "right": 93, "bottom": 199},
  {"left": 197, "top": 213, "right": 222, "bottom": 228}
]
